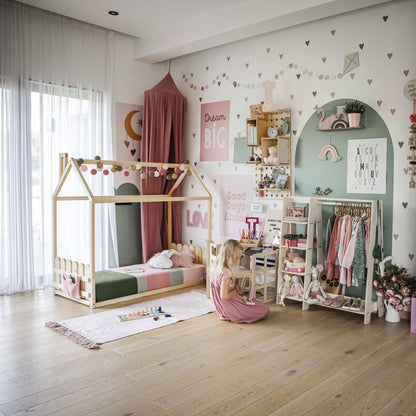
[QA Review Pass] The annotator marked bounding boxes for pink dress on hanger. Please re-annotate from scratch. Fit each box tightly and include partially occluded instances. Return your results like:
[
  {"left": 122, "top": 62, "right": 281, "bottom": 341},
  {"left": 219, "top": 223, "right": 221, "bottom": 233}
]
[{"left": 210, "top": 268, "right": 269, "bottom": 323}]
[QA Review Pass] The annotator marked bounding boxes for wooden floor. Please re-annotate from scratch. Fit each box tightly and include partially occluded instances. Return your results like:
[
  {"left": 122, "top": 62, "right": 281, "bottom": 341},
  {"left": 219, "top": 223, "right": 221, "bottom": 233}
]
[{"left": 0, "top": 286, "right": 415, "bottom": 416}]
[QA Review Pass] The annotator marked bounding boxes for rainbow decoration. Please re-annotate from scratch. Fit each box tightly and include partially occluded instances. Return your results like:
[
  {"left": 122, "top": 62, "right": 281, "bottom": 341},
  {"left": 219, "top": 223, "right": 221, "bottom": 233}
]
[{"left": 318, "top": 144, "right": 341, "bottom": 162}]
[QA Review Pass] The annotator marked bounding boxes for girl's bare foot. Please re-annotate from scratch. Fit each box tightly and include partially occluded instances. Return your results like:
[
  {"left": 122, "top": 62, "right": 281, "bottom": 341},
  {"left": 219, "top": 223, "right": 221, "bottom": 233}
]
[{"left": 219, "top": 316, "right": 230, "bottom": 321}]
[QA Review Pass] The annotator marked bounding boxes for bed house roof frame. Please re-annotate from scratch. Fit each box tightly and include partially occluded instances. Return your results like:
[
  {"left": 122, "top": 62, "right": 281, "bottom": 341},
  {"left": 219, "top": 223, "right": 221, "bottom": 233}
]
[{"left": 52, "top": 153, "right": 212, "bottom": 307}]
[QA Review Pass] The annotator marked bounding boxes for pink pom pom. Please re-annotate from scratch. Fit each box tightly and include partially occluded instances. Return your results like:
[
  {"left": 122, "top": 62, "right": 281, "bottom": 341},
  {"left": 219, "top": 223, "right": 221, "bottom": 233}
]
[
  {"left": 174, "top": 167, "right": 181, "bottom": 174},
  {"left": 124, "top": 171, "right": 129, "bottom": 177},
  {"left": 80, "top": 165, "right": 88, "bottom": 172},
  {"left": 135, "top": 164, "right": 141, "bottom": 170},
  {"left": 154, "top": 171, "right": 160, "bottom": 177},
  {"left": 90, "top": 169, "right": 97, "bottom": 175},
  {"left": 103, "top": 169, "right": 109, "bottom": 175},
  {"left": 158, "top": 168, "right": 166, "bottom": 176},
  {"left": 410, "top": 114, "right": 416, "bottom": 123},
  {"left": 163, "top": 164, "right": 169, "bottom": 170}
]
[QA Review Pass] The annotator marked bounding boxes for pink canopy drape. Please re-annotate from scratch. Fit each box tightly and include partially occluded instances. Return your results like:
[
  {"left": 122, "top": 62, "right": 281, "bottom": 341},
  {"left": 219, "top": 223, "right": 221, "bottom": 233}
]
[{"left": 140, "top": 73, "right": 186, "bottom": 261}]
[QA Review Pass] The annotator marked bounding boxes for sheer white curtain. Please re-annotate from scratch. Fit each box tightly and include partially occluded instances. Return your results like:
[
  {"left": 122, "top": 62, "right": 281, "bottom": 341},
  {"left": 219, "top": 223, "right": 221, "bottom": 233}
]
[{"left": 0, "top": 0, "right": 118, "bottom": 294}]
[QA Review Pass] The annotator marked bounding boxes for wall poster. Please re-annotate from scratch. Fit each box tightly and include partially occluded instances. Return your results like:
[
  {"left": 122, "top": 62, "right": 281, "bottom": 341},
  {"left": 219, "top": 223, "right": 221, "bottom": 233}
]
[
  {"left": 200, "top": 100, "right": 230, "bottom": 161},
  {"left": 347, "top": 138, "right": 387, "bottom": 194},
  {"left": 220, "top": 175, "right": 253, "bottom": 238}
]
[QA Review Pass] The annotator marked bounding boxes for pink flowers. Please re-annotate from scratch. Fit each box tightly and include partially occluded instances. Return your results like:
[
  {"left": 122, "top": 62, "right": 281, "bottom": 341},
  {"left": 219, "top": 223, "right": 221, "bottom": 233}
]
[{"left": 373, "top": 263, "right": 415, "bottom": 312}]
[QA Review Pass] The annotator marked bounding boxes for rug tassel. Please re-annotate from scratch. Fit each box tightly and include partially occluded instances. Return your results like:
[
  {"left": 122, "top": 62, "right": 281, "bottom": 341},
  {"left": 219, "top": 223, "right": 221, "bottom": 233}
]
[{"left": 45, "top": 321, "right": 100, "bottom": 349}]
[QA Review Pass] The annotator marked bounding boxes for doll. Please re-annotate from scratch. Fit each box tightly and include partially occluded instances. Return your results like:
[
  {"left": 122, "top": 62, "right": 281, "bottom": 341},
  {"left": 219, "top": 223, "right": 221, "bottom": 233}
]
[
  {"left": 304, "top": 264, "right": 327, "bottom": 304},
  {"left": 290, "top": 275, "right": 304, "bottom": 299},
  {"left": 264, "top": 146, "right": 278, "bottom": 164},
  {"left": 278, "top": 274, "right": 292, "bottom": 306}
]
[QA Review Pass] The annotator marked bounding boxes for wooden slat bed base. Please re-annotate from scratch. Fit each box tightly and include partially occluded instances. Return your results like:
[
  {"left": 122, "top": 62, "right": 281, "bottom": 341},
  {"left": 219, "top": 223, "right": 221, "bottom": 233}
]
[{"left": 54, "top": 243, "right": 208, "bottom": 308}]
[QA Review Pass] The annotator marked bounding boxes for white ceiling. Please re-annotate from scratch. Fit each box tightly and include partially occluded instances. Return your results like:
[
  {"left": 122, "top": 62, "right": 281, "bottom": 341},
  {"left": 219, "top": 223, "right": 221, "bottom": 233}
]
[{"left": 17, "top": 0, "right": 394, "bottom": 64}]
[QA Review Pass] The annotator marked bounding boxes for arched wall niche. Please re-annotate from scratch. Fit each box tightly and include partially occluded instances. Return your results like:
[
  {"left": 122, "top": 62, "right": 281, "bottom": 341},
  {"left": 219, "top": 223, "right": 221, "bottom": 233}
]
[{"left": 294, "top": 99, "right": 394, "bottom": 297}]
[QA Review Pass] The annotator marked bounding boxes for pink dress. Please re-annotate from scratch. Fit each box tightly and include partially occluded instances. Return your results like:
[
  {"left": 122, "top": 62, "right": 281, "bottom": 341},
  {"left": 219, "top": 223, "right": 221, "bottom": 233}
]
[{"left": 210, "top": 268, "right": 269, "bottom": 324}]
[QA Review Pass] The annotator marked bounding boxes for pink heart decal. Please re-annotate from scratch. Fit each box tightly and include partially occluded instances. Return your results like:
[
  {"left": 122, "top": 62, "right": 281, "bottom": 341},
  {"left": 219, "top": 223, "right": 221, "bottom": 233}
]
[
  {"left": 377, "top": 100, "right": 382, "bottom": 106},
  {"left": 387, "top": 53, "right": 393, "bottom": 60},
  {"left": 409, "top": 254, "right": 414, "bottom": 260},
  {"left": 298, "top": 110, "right": 303, "bottom": 116},
  {"left": 393, "top": 234, "right": 399, "bottom": 240},
  {"left": 404, "top": 69, "right": 409, "bottom": 76},
  {"left": 330, "top": 92, "right": 335, "bottom": 98},
  {"left": 245, "top": 63, "right": 249, "bottom": 68},
  {"left": 367, "top": 79, "right": 373, "bottom": 85},
  {"left": 214, "top": 179, "right": 217, "bottom": 184},
  {"left": 279, "top": 54, "right": 283, "bottom": 59},
  {"left": 227, "top": 56, "right": 230, "bottom": 61},
  {"left": 266, "top": 48, "right": 270, "bottom": 53},
  {"left": 206, "top": 66, "right": 209, "bottom": 71},
  {"left": 390, "top": 109, "right": 396, "bottom": 115},
  {"left": 322, "top": 57, "right": 326, "bottom": 63},
  {"left": 258, "top": 73, "right": 262, "bottom": 78},
  {"left": 290, "top": 94, "right": 294, "bottom": 100},
  {"left": 331, "top": 30, "right": 336, "bottom": 36}
]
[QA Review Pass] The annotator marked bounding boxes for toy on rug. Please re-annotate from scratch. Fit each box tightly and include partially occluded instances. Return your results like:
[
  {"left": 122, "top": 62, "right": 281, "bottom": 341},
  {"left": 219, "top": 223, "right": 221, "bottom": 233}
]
[
  {"left": 116, "top": 306, "right": 172, "bottom": 322},
  {"left": 278, "top": 274, "right": 292, "bottom": 306},
  {"left": 290, "top": 275, "right": 304, "bottom": 299},
  {"left": 304, "top": 264, "right": 327, "bottom": 304}
]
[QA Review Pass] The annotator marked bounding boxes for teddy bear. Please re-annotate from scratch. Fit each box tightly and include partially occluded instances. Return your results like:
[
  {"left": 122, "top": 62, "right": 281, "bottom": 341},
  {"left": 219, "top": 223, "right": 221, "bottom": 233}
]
[{"left": 264, "top": 146, "right": 278, "bottom": 164}]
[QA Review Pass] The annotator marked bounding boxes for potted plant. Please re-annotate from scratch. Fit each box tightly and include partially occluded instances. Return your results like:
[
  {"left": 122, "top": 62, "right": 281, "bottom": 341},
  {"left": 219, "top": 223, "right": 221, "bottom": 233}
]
[{"left": 343, "top": 100, "right": 366, "bottom": 128}]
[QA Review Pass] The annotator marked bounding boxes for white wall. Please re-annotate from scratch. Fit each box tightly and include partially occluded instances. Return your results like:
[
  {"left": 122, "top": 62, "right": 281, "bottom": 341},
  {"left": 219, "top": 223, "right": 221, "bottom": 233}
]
[
  {"left": 112, "top": 33, "right": 167, "bottom": 147},
  {"left": 167, "top": 0, "right": 416, "bottom": 272}
]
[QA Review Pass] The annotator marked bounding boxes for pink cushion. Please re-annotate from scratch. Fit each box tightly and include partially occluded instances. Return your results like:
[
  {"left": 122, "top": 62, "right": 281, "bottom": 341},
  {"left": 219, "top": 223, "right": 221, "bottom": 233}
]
[{"left": 170, "top": 250, "right": 195, "bottom": 268}]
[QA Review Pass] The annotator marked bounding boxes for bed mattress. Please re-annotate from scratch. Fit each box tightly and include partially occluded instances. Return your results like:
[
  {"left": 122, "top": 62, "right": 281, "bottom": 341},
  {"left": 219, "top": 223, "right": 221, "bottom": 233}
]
[{"left": 95, "top": 263, "right": 205, "bottom": 302}]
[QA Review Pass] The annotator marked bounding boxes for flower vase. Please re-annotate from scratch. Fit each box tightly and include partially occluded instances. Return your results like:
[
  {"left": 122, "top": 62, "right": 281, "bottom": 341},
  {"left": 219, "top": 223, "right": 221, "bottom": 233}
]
[
  {"left": 411, "top": 297, "right": 416, "bottom": 333},
  {"left": 384, "top": 299, "right": 400, "bottom": 323},
  {"left": 348, "top": 113, "right": 361, "bottom": 128}
]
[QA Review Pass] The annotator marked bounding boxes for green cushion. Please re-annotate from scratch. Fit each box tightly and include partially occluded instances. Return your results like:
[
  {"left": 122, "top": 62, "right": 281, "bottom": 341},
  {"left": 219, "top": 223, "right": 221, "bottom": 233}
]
[{"left": 95, "top": 270, "right": 138, "bottom": 302}]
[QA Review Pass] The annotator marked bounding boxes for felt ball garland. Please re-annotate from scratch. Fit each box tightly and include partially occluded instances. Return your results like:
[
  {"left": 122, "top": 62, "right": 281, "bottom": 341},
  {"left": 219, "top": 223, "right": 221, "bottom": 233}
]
[{"left": 76, "top": 156, "right": 191, "bottom": 181}]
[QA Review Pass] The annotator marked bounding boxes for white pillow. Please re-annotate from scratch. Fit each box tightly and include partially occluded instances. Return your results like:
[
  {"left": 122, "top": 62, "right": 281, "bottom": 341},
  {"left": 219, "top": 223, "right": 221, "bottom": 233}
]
[{"left": 147, "top": 250, "right": 174, "bottom": 269}]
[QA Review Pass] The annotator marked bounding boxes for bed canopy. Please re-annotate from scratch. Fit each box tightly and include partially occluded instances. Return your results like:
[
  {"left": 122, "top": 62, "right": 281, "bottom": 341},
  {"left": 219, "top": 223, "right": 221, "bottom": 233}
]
[{"left": 141, "top": 73, "right": 186, "bottom": 261}]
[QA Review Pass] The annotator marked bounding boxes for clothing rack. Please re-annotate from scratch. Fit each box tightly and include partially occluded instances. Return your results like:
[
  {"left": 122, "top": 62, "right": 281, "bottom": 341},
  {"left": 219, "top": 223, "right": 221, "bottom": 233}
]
[{"left": 316, "top": 197, "right": 380, "bottom": 324}]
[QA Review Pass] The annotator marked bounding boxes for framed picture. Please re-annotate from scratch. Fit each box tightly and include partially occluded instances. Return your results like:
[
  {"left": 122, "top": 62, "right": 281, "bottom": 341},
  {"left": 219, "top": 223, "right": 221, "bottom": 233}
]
[
  {"left": 249, "top": 104, "right": 263, "bottom": 119},
  {"left": 288, "top": 206, "right": 304, "bottom": 218}
]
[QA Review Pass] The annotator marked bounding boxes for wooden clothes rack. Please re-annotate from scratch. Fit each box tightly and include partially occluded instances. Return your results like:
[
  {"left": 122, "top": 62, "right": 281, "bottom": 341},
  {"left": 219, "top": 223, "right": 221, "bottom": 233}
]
[{"left": 317, "top": 197, "right": 380, "bottom": 324}]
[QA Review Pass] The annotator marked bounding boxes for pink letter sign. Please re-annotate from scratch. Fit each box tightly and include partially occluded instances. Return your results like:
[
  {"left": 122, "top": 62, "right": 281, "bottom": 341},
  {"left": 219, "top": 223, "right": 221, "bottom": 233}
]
[{"left": 200, "top": 100, "right": 230, "bottom": 161}]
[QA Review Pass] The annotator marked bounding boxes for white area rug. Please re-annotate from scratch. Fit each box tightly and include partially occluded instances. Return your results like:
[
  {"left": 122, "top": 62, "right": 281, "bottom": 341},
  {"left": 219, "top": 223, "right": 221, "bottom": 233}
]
[{"left": 46, "top": 290, "right": 215, "bottom": 349}]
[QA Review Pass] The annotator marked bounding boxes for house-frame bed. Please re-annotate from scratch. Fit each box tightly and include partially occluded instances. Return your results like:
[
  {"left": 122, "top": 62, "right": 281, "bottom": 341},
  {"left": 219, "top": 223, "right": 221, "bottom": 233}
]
[{"left": 53, "top": 153, "right": 212, "bottom": 308}]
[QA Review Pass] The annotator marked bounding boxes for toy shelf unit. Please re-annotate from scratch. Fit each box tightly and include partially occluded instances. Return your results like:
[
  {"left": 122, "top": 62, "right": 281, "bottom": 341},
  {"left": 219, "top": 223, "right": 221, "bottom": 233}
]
[{"left": 277, "top": 196, "right": 323, "bottom": 308}]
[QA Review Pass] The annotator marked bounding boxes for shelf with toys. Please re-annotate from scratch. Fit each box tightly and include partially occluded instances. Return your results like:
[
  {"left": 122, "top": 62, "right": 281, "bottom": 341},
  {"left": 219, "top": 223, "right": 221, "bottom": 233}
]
[
  {"left": 245, "top": 108, "right": 291, "bottom": 199},
  {"left": 277, "top": 196, "right": 323, "bottom": 308}
]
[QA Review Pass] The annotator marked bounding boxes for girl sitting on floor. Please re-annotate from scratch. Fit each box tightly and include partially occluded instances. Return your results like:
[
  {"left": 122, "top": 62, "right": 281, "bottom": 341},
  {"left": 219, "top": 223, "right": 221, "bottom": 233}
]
[{"left": 210, "top": 239, "right": 269, "bottom": 323}]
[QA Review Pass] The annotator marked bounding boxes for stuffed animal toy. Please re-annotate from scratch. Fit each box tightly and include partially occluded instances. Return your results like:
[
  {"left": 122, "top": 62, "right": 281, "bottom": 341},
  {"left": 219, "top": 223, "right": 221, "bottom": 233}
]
[
  {"left": 290, "top": 275, "right": 304, "bottom": 299},
  {"left": 278, "top": 274, "right": 292, "bottom": 306},
  {"left": 264, "top": 146, "right": 278, "bottom": 164},
  {"left": 305, "top": 264, "right": 326, "bottom": 304},
  {"left": 148, "top": 249, "right": 175, "bottom": 269}
]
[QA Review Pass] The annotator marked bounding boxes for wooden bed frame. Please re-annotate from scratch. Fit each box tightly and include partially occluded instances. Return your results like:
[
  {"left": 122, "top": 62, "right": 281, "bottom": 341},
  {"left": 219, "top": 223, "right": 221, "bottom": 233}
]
[{"left": 53, "top": 154, "right": 212, "bottom": 308}]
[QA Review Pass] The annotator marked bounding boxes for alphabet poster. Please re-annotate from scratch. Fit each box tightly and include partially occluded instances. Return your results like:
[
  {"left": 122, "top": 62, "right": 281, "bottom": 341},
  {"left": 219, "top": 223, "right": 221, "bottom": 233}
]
[
  {"left": 200, "top": 100, "right": 230, "bottom": 161},
  {"left": 220, "top": 175, "right": 253, "bottom": 238},
  {"left": 347, "top": 138, "right": 387, "bottom": 194}
]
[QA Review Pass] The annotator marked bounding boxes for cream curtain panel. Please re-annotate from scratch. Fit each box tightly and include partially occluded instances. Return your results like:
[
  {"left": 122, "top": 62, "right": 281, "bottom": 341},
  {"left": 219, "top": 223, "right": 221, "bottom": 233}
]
[{"left": 0, "top": 0, "right": 118, "bottom": 294}]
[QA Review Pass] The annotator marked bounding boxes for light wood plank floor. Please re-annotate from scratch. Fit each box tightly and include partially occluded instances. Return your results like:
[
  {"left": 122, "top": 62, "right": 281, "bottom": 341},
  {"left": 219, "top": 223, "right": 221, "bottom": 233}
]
[{"left": 1, "top": 285, "right": 415, "bottom": 416}]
